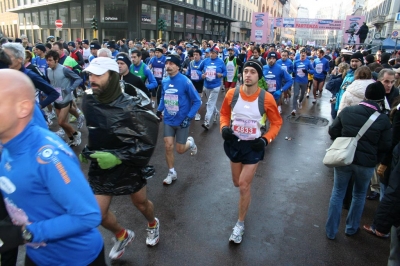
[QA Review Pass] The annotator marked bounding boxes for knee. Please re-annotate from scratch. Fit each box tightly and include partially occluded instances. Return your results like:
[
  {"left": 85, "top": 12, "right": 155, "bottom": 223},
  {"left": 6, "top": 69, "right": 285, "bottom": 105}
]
[
  {"left": 165, "top": 143, "right": 174, "bottom": 152},
  {"left": 133, "top": 199, "right": 149, "bottom": 211},
  {"left": 238, "top": 181, "right": 251, "bottom": 194},
  {"left": 176, "top": 146, "right": 186, "bottom": 154}
]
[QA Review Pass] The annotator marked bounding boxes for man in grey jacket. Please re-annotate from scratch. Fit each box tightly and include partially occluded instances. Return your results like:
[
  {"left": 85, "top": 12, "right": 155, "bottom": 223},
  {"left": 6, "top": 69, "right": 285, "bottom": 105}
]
[{"left": 46, "top": 50, "right": 82, "bottom": 146}]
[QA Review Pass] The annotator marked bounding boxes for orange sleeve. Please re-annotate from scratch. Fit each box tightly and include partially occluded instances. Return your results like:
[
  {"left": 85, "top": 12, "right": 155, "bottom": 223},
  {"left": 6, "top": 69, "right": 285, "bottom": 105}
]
[
  {"left": 219, "top": 88, "right": 235, "bottom": 131},
  {"left": 262, "top": 92, "right": 283, "bottom": 143}
]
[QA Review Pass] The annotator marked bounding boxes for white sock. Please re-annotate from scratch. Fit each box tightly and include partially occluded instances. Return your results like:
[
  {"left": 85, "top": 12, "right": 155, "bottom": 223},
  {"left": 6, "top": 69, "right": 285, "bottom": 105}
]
[{"left": 169, "top": 168, "right": 175, "bottom": 173}]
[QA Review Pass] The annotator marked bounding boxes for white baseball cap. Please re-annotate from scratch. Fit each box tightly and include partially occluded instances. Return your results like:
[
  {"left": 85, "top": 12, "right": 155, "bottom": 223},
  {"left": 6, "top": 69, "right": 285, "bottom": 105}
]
[{"left": 83, "top": 57, "right": 119, "bottom": 75}]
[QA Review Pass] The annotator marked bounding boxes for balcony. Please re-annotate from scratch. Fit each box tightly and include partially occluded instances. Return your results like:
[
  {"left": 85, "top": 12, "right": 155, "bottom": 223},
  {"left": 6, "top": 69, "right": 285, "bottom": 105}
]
[
  {"left": 371, "top": 15, "right": 386, "bottom": 31},
  {"left": 239, "top": 21, "right": 251, "bottom": 30}
]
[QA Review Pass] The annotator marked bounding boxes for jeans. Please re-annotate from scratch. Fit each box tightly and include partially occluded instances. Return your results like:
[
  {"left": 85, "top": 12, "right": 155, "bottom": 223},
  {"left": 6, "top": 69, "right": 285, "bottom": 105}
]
[
  {"left": 326, "top": 164, "right": 374, "bottom": 239},
  {"left": 204, "top": 86, "right": 220, "bottom": 122},
  {"left": 380, "top": 182, "right": 388, "bottom": 201},
  {"left": 292, "top": 82, "right": 307, "bottom": 111},
  {"left": 388, "top": 226, "right": 400, "bottom": 266}
]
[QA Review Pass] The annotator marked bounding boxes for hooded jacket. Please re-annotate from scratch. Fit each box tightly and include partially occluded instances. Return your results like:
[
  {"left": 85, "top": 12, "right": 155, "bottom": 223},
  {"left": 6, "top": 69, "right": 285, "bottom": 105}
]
[{"left": 337, "top": 79, "right": 375, "bottom": 114}]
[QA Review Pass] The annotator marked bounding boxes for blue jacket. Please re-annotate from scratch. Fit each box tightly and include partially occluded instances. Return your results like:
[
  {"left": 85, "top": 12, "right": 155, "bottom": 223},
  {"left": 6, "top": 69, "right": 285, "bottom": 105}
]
[
  {"left": 263, "top": 63, "right": 293, "bottom": 100},
  {"left": 158, "top": 72, "right": 202, "bottom": 126},
  {"left": 293, "top": 59, "right": 315, "bottom": 84},
  {"left": 186, "top": 59, "right": 204, "bottom": 82},
  {"left": 313, "top": 57, "right": 330, "bottom": 79},
  {"left": 277, "top": 58, "right": 294, "bottom": 74},
  {"left": 148, "top": 55, "right": 166, "bottom": 85},
  {"left": 0, "top": 121, "right": 103, "bottom": 266},
  {"left": 198, "top": 57, "right": 227, "bottom": 89},
  {"left": 130, "top": 62, "right": 158, "bottom": 91},
  {"left": 325, "top": 74, "right": 344, "bottom": 95},
  {"left": 335, "top": 69, "right": 355, "bottom": 111},
  {"left": 32, "top": 56, "right": 48, "bottom": 76}
]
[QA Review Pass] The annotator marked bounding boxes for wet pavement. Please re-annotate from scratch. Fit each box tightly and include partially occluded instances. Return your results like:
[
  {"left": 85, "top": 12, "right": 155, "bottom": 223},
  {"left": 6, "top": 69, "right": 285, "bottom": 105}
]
[{"left": 16, "top": 86, "right": 390, "bottom": 265}]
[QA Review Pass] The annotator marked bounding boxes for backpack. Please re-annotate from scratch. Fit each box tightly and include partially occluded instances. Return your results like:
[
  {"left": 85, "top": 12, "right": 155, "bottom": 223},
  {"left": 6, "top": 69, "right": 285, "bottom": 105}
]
[{"left": 230, "top": 87, "right": 266, "bottom": 116}]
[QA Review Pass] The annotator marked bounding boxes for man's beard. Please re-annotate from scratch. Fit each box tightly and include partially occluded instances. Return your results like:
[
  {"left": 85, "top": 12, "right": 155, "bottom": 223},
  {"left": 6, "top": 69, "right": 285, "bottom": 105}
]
[{"left": 91, "top": 79, "right": 110, "bottom": 95}]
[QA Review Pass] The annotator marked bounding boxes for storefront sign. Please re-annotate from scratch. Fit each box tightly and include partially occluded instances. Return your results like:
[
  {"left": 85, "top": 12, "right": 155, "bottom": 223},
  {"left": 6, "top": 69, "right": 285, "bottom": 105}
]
[{"left": 104, "top": 17, "right": 118, "bottom": 21}]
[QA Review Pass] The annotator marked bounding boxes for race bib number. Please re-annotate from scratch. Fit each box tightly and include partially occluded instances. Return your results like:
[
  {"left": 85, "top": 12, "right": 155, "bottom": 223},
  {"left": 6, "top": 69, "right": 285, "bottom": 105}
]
[
  {"left": 232, "top": 118, "right": 258, "bottom": 140},
  {"left": 233, "top": 125, "right": 256, "bottom": 135},
  {"left": 54, "top": 87, "right": 63, "bottom": 102},
  {"left": 281, "top": 65, "right": 287, "bottom": 72},
  {"left": 191, "top": 71, "right": 199, "bottom": 80},
  {"left": 164, "top": 94, "right": 179, "bottom": 115},
  {"left": 226, "top": 64, "right": 235, "bottom": 82},
  {"left": 315, "top": 63, "right": 323, "bottom": 74},
  {"left": 205, "top": 67, "right": 216, "bottom": 81},
  {"left": 297, "top": 68, "right": 305, "bottom": 78},
  {"left": 266, "top": 79, "right": 277, "bottom": 92},
  {"left": 153, "top": 68, "right": 163, "bottom": 78}
]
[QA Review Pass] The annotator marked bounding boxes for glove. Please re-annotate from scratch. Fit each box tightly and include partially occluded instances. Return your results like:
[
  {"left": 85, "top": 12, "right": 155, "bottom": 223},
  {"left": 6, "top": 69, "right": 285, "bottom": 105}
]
[
  {"left": 78, "top": 154, "right": 88, "bottom": 164},
  {"left": 180, "top": 117, "right": 191, "bottom": 128},
  {"left": 221, "top": 126, "right": 235, "bottom": 141},
  {"left": 156, "top": 111, "right": 163, "bottom": 121},
  {"left": 250, "top": 137, "right": 268, "bottom": 152},
  {"left": 90, "top": 151, "right": 122, "bottom": 169},
  {"left": 377, "top": 164, "right": 387, "bottom": 178},
  {"left": 323, "top": 71, "right": 328, "bottom": 75},
  {"left": 302, "top": 69, "right": 308, "bottom": 74},
  {"left": 273, "top": 89, "right": 282, "bottom": 100}
]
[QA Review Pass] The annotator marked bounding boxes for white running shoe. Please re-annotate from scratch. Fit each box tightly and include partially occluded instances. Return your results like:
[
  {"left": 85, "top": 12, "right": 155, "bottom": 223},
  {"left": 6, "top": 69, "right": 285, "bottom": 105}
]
[
  {"left": 151, "top": 101, "right": 155, "bottom": 109},
  {"left": 297, "top": 99, "right": 302, "bottom": 109},
  {"left": 47, "top": 110, "right": 56, "bottom": 120},
  {"left": 229, "top": 224, "right": 244, "bottom": 244},
  {"left": 77, "top": 115, "right": 85, "bottom": 129},
  {"left": 291, "top": 109, "right": 296, "bottom": 116},
  {"left": 278, "top": 106, "right": 282, "bottom": 114},
  {"left": 146, "top": 218, "right": 160, "bottom": 246},
  {"left": 69, "top": 131, "right": 82, "bottom": 147},
  {"left": 163, "top": 171, "right": 177, "bottom": 185},
  {"left": 69, "top": 115, "right": 77, "bottom": 123},
  {"left": 195, "top": 113, "right": 201, "bottom": 121},
  {"left": 55, "top": 128, "right": 65, "bottom": 138},
  {"left": 283, "top": 98, "right": 288, "bottom": 104},
  {"left": 202, "top": 120, "right": 210, "bottom": 130},
  {"left": 214, "top": 111, "right": 219, "bottom": 122},
  {"left": 306, "top": 93, "right": 309, "bottom": 98},
  {"left": 312, "top": 99, "right": 317, "bottom": 104},
  {"left": 109, "top": 229, "right": 135, "bottom": 260},
  {"left": 187, "top": 136, "right": 197, "bottom": 155}
]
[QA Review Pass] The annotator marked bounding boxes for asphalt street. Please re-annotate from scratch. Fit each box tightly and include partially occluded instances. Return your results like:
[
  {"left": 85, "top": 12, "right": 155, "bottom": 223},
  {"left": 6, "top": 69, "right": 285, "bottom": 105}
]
[{"left": 15, "top": 86, "right": 390, "bottom": 266}]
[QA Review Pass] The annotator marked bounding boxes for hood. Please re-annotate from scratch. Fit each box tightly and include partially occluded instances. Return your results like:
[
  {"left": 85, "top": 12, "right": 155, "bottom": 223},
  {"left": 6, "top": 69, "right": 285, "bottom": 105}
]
[{"left": 346, "top": 79, "right": 375, "bottom": 99}]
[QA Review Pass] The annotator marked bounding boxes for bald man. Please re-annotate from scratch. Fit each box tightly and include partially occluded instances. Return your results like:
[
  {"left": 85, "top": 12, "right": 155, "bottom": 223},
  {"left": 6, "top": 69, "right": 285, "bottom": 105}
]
[{"left": 0, "top": 69, "right": 106, "bottom": 265}]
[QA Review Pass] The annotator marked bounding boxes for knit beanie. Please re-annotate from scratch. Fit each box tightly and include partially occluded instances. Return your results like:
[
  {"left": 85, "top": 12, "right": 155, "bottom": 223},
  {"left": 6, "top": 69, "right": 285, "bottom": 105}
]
[
  {"left": 365, "top": 81, "right": 385, "bottom": 101},
  {"left": 243, "top": 59, "right": 263, "bottom": 80}
]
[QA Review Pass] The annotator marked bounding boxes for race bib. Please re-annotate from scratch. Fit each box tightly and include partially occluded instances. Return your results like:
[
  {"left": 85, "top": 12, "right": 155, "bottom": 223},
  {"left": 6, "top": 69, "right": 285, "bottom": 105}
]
[
  {"left": 232, "top": 118, "right": 258, "bottom": 140},
  {"left": 205, "top": 67, "right": 216, "bottom": 81},
  {"left": 266, "top": 79, "right": 277, "bottom": 92},
  {"left": 164, "top": 94, "right": 179, "bottom": 115},
  {"left": 316, "top": 63, "right": 323, "bottom": 74},
  {"left": 39, "top": 67, "right": 45, "bottom": 75},
  {"left": 191, "top": 71, "right": 199, "bottom": 80},
  {"left": 154, "top": 68, "right": 163, "bottom": 78},
  {"left": 297, "top": 68, "right": 305, "bottom": 78},
  {"left": 226, "top": 64, "right": 235, "bottom": 82},
  {"left": 54, "top": 87, "right": 63, "bottom": 102}
]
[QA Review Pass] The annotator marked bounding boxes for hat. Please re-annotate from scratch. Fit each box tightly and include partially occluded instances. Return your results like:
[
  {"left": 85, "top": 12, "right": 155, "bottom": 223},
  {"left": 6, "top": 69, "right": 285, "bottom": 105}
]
[
  {"left": 35, "top": 44, "right": 46, "bottom": 53},
  {"left": 341, "top": 49, "right": 353, "bottom": 56},
  {"left": 365, "top": 82, "right": 386, "bottom": 101},
  {"left": 90, "top": 42, "right": 101, "bottom": 49},
  {"left": 107, "top": 42, "right": 116, "bottom": 49},
  {"left": 350, "top": 52, "right": 364, "bottom": 63},
  {"left": 116, "top": 54, "right": 131, "bottom": 68},
  {"left": 300, "top": 48, "right": 306, "bottom": 53},
  {"left": 176, "top": 46, "right": 184, "bottom": 52},
  {"left": 83, "top": 57, "right": 119, "bottom": 75},
  {"left": 210, "top": 45, "right": 220, "bottom": 53},
  {"left": 227, "top": 47, "right": 233, "bottom": 51},
  {"left": 82, "top": 39, "right": 89, "bottom": 45},
  {"left": 205, "top": 48, "right": 211, "bottom": 53},
  {"left": 155, "top": 48, "right": 163, "bottom": 53},
  {"left": 187, "top": 50, "right": 194, "bottom": 57},
  {"left": 394, "top": 67, "right": 400, "bottom": 73},
  {"left": 162, "top": 43, "right": 168, "bottom": 49},
  {"left": 269, "top": 43, "right": 276, "bottom": 47},
  {"left": 267, "top": 52, "right": 277, "bottom": 59},
  {"left": 186, "top": 44, "right": 193, "bottom": 48},
  {"left": 76, "top": 38, "right": 82, "bottom": 42},
  {"left": 67, "top": 41, "right": 75, "bottom": 48},
  {"left": 365, "top": 54, "right": 375, "bottom": 64},
  {"left": 15, "top": 38, "right": 22, "bottom": 43},
  {"left": 165, "top": 55, "right": 181, "bottom": 68},
  {"left": 243, "top": 59, "right": 263, "bottom": 79}
]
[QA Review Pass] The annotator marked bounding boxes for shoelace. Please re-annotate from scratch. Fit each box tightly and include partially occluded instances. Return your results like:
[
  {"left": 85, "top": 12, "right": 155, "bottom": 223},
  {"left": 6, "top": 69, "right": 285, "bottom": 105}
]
[{"left": 232, "top": 226, "right": 243, "bottom": 236}]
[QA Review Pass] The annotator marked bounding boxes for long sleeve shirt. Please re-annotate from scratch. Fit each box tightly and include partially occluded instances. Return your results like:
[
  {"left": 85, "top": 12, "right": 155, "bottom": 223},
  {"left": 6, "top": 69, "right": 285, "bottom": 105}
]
[
  {"left": 293, "top": 59, "right": 315, "bottom": 84},
  {"left": 198, "top": 57, "right": 227, "bottom": 89}
]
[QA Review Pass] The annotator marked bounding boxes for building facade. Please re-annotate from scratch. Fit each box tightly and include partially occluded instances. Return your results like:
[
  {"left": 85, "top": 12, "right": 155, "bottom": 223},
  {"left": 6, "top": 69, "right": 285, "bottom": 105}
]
[
  {"left": 0, "top": 0, "right": 18, "bottom": 39},
  {"left": 230, "top": 0, "right": 259, "bottom": 42},
  {"left": 1, "top": 0, "right": 235, "bottom": 42},
  {"left": 295, "top": 6, "right": 310, "bottom": 45}
]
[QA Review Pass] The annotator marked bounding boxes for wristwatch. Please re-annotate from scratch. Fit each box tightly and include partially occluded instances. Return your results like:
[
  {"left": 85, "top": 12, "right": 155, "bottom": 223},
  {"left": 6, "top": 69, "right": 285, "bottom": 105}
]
[{"left": 22, "top": 228, "right": 34, "bottom": 243}]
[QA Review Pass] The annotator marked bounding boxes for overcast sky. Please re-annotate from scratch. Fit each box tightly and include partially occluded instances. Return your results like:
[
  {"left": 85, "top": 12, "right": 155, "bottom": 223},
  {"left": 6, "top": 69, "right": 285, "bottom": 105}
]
[{"left": 297, "top": 0, "right": 326, "bottom": 18}]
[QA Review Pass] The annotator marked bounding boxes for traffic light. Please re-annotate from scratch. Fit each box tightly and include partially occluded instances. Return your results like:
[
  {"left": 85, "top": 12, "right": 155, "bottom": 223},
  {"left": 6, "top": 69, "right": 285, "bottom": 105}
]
[
  {"left": 91, "top": 17, "right": 98, "bottom": 31},
  {"left": 158, "top": 18, "right": 166, "bottom": 32}
]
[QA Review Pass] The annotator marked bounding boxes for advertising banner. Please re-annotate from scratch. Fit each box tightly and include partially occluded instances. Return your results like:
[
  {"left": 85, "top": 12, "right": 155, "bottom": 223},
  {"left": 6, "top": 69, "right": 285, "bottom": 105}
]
[
  {"left": 294, "top": 18, "right": 343, "bottom": 30},
  {"left": 251, "top": 12, "right": 269, "bottom": 43},
  {"left": 342, "top": 15, "right": 366, "bottom": 45},
  {"left": 283, "top": 18, "right": 295, "bottom": 28}
]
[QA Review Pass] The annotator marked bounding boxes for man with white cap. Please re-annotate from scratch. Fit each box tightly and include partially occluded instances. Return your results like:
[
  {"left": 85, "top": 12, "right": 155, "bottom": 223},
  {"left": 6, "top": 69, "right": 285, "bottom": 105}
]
[
  {"left": 80, "top": 57, "right": 161, "bottom": 259},
  {"left": 156, "top": 54, "right": 201, "bottom": 185}
]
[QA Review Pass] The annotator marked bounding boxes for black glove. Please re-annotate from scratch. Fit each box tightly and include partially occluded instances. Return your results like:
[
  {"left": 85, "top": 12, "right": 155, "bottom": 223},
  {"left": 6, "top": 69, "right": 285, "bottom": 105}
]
[
  {"left": 323, "top": 71, "right": 328, "bottom": 75},
  {"left": 302, "top": 69, "right": 308, "bottom": 74},
  {"left": 156, "top": 111, "right": 163, "bottom": 121},
  {"left": 180, "top": 116, "right": 191, "bottom": 128},
  {"left": 221, "top": 126, "right": 235, "bottom": 141},
  {"left": 250, "top": 137, "right": 268, "bottom": 152}
]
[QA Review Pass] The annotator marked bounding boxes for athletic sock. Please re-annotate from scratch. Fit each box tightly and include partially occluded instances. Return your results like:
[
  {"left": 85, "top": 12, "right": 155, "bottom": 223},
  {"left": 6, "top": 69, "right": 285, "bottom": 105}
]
[
  {"left": 169, "top": 168, "right": 175, "bottom": 173},
  {"left": 148, "top": 220, "right": 157, "bottom": 228},
  {"left": 116, "top": 229, "right": 127, "bottom": 241},
  {"left": 237, "top": 220, "right": 244, "bottom": 227},
  {"left": 73, "top": 132, "right": 78, "bottom": 136}
]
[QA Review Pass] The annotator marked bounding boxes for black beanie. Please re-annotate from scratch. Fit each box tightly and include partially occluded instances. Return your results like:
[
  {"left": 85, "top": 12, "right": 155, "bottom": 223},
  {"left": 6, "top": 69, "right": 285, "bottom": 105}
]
[
  {"left": 365, "top": 54, "right": 375, "bottom": 64},
  {"left": 350, "top": 52, "right": 364, "bottom": 64},
  {"left": 243, "top": 59, "right": 263, "bottom": 80},
  {"left": 381, "top": 53, "right": 391, "bottom": 64},
  {"left": 365, "top": 81, "right": 385, "bottom": 101},
  {"left": 165, "top": 54, "right": 181, "bottom": 68},
  {"left": 35, "top": 44, "right": 46, "bottom": 53}
]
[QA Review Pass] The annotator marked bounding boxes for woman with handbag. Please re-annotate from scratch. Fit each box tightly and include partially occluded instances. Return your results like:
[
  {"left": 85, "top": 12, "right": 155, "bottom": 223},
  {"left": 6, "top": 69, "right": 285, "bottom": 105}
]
[{"left": 325, "top": 81, "right": 392, "bottom": 240}]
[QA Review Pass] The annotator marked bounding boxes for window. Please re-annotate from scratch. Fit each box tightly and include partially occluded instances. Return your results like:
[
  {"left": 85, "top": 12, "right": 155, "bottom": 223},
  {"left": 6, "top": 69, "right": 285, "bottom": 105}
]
[
  {"left": 238, "top": 7, "right": 240, "bottom": 20},
  {"left": 70, "top": 2, "right": 82, "bottom": 26},
  {"left": 196, "top": 14, "right": 203, "bottom": 30},
  {"left": 18, "top": 13, "right": 24, "bottom": 26},
  {"left": 40, "top": 9, "right": 47, "bottom": 25},
  {"left": 83, "top": 1, "right": 96, "bottom": 24},
  {"left": 220, "top": 0, "right": 225, "bottom": 15},
  {"left": 186, "top": 11, "right": 195, "bottom": 29},
  {"left": 233, "top": 4, "right": 236, "bottom": 19},
  {"left": 214, "top": 0, "right": 219, "bottom": 13},
  {"left": 197, "top": 0, "right": 203, "bottom": 8},
  {"left": 174, "top": 9, "right": 184, "bottom": 28},
  {"left": 32, "top": 11, "right": 39, "bottom": 26},
  {"left": 246, "top": 10, "right": 248, "bottom": 21},
  {"left": 59, "top": 5, "right": 68, "bottom": 26},
  {"left": 206, "top": 0, "right": 211, "bottom": 10},
  {"left": 226, "top": 0, "right": 230, "bottom": 18},
  {"left": 104, "top": 0, "right": 128, "bottom": 22},
  {"left": 48, "top": 8, "right": 56, "bottom": 25},
  {"left": 242, "top": 9, "right": 244, "bottom": 21},
  {"left": 159, "top": 5, "right": 171, "bottom": 27},
  {"left": 141, "top": 2, "right": 157, "bottom": 25},
  {"left": 186, "top": 0, "right": 194, "bottom": 4}
]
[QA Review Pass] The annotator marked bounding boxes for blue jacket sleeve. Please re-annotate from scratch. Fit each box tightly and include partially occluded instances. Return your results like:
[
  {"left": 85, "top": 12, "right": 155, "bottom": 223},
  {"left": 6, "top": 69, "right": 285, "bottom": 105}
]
[
  {"left": 307, "top": 61, "right": 315, "bottom": 75},
  {"left": 281, "top": 70, "right": 293, "bottom": 92},
  {"left": 27, "top": 71, "right": 59, "bottom": 108},
  {"left": 186, "top": 80, "right": 202, "bottom": 119},
  {"left": 145, "top": 67, "right": 158, "bottom": 91},
  {"left": 27, "top": 150, "right": 101, "bottom": 242},
  {"left": 157, "top": 82, "right": 166, "bottom": 112}
]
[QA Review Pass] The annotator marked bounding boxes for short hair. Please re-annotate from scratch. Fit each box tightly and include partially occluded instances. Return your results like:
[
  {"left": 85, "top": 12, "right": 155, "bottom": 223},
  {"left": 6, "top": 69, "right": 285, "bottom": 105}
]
[
  {"left": 97, "top": 48, "right": 112, "bottom": 58},
  {"left": 45, "top": 50, "right": 60, "bottom": 61},
  {"left": 0, "top": 48, "right": 12, "bottom": 65},
  {"left": 281, "top": 50, "right": 289, "bottom": 55},
  {"left": 25, "top": 50, "right": 33, "bottom": 62},
  {"left": 2, "top": 42, "right": 25, "bottom": 60},
  {"left": 45, "top": 43, "right": 52, "bottom": 50},
  {"left": 354, "top": 66, "right": 372, "bottom": 80},
  {"left": 253, "top": 47, "right": 261, "bottom": 54},
  {"left": 367, "top": 62, "right": 381, "bottom": 72},
  {"left": 0, "top": 37, "right": 8, "bottom": 45},
  {"left": 131, "top": 50, "right": 142, "bottom": 57},
  {"left": 317, "top": 49, "right": 325, "bottom": 55},
  {"left": 378, "top": 68, "right": 395, "bottom": 80},
  {"left": 52, "top": 42, "right": 63, "bottom": 50}
]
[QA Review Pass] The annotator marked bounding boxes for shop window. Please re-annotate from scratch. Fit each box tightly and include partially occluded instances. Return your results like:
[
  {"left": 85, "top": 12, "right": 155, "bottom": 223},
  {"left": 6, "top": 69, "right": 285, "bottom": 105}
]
[
  {"left": 70, "top": 2, "right": 82, "bottom": 26},
  {"left": 83, "top": 1, "right": 96, "bottom": 25},
  {"left": 186, "top": 12, "right": 194, "bottom": 30},
  {"left": 142, "top": 2, "right": 156, "bottom": 25},
  {"left": 104, "top": 0, "right": 127, "bottom": 22},
  {"left": 174, "top": 10, "right": 184, "bottom": 28},
  {"left": 159, "top": 5, "right": 172, "bottom": 27},
  {"left": 40, "top": 9, "right": 47, "bottom": 26},
  {"left": 196, "top": 15, "right": 203, "bottom": 30}
]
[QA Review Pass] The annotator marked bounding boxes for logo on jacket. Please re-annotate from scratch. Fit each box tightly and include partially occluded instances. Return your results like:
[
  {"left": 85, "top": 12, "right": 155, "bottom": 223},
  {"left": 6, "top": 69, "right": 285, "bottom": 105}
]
[{"left": 37, "top": 145, "right": 56, "bottom": 164}]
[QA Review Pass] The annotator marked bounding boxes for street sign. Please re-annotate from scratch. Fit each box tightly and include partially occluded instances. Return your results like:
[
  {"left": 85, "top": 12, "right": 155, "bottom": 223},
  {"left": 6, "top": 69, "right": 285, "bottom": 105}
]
[
  {"left": 55, "top": 19, "right": 63, "bottom": 29},
  {"left": 393, "top": 31, "right": 399, "bottom": 38},
  {"left": 396, "top": 13, "right": 400, "bottom": 21}
]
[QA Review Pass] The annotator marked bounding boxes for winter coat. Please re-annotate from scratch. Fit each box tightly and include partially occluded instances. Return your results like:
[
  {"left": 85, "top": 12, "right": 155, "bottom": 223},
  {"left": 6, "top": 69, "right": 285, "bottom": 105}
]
[
  {"left": 329, "top": 101, "right": 392, "bottom": 167},
  {"left": 337, "top": 79, "right": 375, "bottom": 115},
  {"left": 356, "top": 24, "right": 369, "bottom": 39},
  {"left": 326, "top": 74, "right": 344, "bottom": 96}
]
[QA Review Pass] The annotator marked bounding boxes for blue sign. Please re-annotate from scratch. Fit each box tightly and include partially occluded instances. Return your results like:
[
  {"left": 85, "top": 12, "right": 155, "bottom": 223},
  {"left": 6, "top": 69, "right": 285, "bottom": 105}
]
[
  {"left": 393, "top": 31, "right": 399, "bottom": 37},
  {"left": 396, "top": 13, "right": 400, "bottom": 21}
]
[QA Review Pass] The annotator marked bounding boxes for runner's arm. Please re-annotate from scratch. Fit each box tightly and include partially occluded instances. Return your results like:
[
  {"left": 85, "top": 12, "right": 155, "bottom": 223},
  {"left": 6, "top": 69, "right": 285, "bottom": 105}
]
[
  {"left": 281, "top": 70, "right": 293, "bottom": 92},
  {"left": 220, "top": 89, "right": 235, "bottom": 131},
  {"left": 262, "top": 92, "right": 283, "bottom": 143}
]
